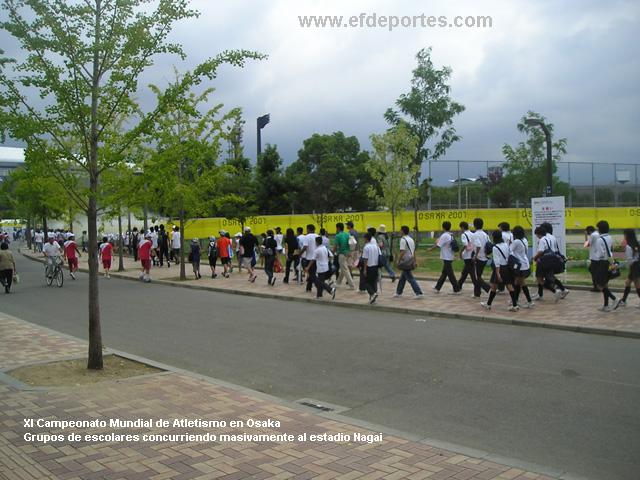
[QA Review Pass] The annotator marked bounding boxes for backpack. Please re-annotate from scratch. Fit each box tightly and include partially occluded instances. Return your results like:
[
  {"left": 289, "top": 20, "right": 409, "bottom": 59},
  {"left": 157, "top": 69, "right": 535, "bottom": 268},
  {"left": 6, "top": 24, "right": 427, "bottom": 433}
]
[
  {"left": 484, "top": 241, "right": 494, "bottom": 257},
  {"left": 450, "top": 236, "right": 460, "bottom": 253},
  {"left": 208, "top": 242, "right": 218, "bottom": 257}
]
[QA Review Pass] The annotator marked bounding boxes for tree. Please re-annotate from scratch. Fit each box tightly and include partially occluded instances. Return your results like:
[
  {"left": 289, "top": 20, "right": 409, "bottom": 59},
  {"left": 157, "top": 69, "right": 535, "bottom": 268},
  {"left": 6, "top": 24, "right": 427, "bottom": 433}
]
[
  {"left": 385, "top": 47, "right": 465, "bottom": 232},
  {"left": 285, "top": 132, "right": 374, "bottom": 216},
  {"left": 144, "top": 78, "right": 235, "bottom": 280},
  {"left": 255, "top": 144, "right": 287, "bottom": 214},
  {"left": 0, "top": 0, "right": 263, "bottom": 369},
  {"left": 365, "top": 123, "right": 419, "bottom": 235},
  {"left": 501, "top": 111, "right": 568, "bottom": 204}
]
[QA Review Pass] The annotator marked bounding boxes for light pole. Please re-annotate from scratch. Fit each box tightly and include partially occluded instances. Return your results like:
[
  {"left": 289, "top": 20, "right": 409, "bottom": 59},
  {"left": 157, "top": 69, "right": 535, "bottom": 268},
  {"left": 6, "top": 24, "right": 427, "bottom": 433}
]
[
  {"left": 525, "top": 118, "right": 553, "bottom": 196},
  {"left": 256, "top": 114, "right": 270, "bottom": 158}
]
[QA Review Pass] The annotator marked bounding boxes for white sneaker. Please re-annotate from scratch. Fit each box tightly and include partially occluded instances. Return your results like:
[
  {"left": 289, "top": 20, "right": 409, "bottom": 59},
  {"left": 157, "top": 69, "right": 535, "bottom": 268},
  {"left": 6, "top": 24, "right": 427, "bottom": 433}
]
[
  {"left": 531, "top": 294, "right": 543, "bottom": 301},
  {"left": 70, "top": 272, "right": 76, "bottom": 280},
  {"left": 392, "top": 293, "right": 401, "bottom": 298},
  {"left": 448, "top": 291, "right": 461, "bottom": 295},
  {"left": 471, "top": 294, "right": 481, "bottom": 299},
  {"left": 560, "top": 290, "right": 570, "bottom": 299},
  {"left": 480, "top": 302, "right": 491, "bottom": 310},
  {"left": 598, "top": 305, "right": 613, "bottom": 312},
  {"left": 414, "top": 293, "right": 424, "bottom": 299},
  {"left": 331, "top": 287, "right": 337, "bottom": 300},
  {"left": 432, "top": 288, "right": 441, "bottom": 294},
  {"left": 522, "top": 302, "right": 535, "bottom": 309},
  {"left": 508, "top": 305, "right": 520, "bottom": 312}
]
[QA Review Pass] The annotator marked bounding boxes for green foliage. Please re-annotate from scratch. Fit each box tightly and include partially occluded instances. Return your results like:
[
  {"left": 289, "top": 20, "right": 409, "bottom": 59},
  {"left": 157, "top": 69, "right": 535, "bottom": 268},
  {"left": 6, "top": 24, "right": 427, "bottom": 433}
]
[
  {"left": 284, "top": 131, "right": 374, "bottom": 214},
  {"left": 255, "top": 144, "right": 287, "bottom": 214},
  {"left": 366, "top": 124, "right": 419, "bottom": 231},
  {"left": 385, "top": 47, "right": 465, "bottom": 167},
  {"left": 498, "top": 111, "right": 568, "bottom": 203}
]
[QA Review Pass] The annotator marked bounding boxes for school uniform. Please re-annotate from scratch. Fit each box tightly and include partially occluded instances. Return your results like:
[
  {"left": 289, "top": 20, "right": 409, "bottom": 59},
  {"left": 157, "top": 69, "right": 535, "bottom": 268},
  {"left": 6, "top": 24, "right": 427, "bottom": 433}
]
[
  {"left": 434, "top": 232, "right": 459, "bottom": 292},
  {"left": 625, "top": 244, "right": 640, "bottom": 281},
  {"left": 362, "top": 241, "right": 380, "bottom": 297},
  {"left": 491, "top": 243, "right": 513, "bottom": 285},
  {"left": 590, "top": 233, "right": 613, "bottom": 287},
  {"left": 510, "top": 238, "right": 530, "bottom": 278},
  {"left": 457, "top": 230, "right": 475, "bottom": 290},
  {"left": 472, "top": 229, "right": 491, "bottom": 296}
]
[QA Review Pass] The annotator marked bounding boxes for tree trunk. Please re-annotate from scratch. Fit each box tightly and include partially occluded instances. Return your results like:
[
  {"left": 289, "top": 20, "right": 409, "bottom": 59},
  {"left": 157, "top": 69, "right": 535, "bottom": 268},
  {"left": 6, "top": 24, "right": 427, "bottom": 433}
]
[
  {"left": 43, "top": 215, "right": 48, "bottom": 235},
  {"left": 117, "top": 209, "right": 124, "bottom": 272},
  {"left": 87, "top": 0, "right": 103, "bottom": 370}
]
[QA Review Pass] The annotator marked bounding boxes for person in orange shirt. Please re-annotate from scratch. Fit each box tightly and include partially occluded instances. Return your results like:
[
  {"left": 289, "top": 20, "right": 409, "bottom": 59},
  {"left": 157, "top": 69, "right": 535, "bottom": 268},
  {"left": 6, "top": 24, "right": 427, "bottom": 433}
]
[{"left": 216, "top": 230, "right": 232, "bottom": 278}]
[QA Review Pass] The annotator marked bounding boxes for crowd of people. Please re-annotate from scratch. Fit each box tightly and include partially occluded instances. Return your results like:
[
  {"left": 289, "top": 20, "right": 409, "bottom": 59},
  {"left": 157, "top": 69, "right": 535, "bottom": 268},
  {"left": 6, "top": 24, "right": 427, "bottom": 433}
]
[{"left": 15, "top": 219, "right": 640, "bottom": 312}]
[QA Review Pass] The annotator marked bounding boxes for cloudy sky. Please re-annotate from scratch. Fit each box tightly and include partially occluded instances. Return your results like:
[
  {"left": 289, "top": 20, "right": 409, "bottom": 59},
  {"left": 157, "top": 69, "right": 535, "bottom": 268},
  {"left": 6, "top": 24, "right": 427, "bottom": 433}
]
[{"left": 2, "top": 0, "right": 639, "bottom": 185}]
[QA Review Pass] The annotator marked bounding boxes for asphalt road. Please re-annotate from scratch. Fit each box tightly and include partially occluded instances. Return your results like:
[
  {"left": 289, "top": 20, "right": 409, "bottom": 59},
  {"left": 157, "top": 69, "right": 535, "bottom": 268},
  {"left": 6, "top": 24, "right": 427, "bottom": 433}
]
[{"left": 4, "top": 251, "right": 640, "bottom": 480}]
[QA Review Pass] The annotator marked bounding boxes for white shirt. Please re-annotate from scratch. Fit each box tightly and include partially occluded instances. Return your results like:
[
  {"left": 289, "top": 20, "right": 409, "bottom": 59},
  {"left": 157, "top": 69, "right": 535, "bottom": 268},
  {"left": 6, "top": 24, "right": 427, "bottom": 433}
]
[
  {"left": 150, "top": 231, "right": 158, "bottom": 249},
  {"left": 43, "top": 242, "right": 61, "bottom": 257},
  {"left": 492, "top": 243, "right": 510, "bottom": 267},
  {"left": 304, "top": 233, "right": 317, "bottom": 260},
  {"left": 460, "top": 230, "right": 473, "bottom": 260},
  {"left": 362, "top": 241, "right": 380, "bottom": 267},
  {"left": 399, "top": 235, "right": 416, "bottom": 257},
  {"left": 437, "top": 232, "right": 455, "bottom": 261},
  {"left": 593, "top": 234, "right": 613, "bottom": 260},
  {"left": 473, "top": 229, "right": 490, "bottom": 261},
  {"left": 314, "top": 245, "right": 331, "bottom": 273},
  {"left": 625, "top": 245, "right": 639, "bottom": 263},
  {"left": 34, "top": 232, "right": 44, "bottom": 243},
  {"left": 322, "top": 236, "right": 330, "bottom": 248},
  {"left": 538, "top": 233, "right": 558, "bottom": 254},
  {"left": 275, "top": 233, "right": 283, "bottom": 252},
  {"left": 510, "top": 238, "right": 530, "bottom": 270},
  {"left": 296, "top": 234, "right": 305, "bottom": 250},
  {"left": 586, "top": 232, "right": 600, "bottom": 261},
  {"left": 502, "top": 231, "right": 513, "bottom": 245},
  {"left": 171, "top": 231, "right": 181, "bottom": 249}
]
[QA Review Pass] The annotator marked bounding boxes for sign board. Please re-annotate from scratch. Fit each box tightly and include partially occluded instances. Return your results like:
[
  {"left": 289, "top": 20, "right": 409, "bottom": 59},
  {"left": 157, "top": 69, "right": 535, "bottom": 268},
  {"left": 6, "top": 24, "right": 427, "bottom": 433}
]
[{"left": 531, "top": 196, "right": 566, "bottom": 256}]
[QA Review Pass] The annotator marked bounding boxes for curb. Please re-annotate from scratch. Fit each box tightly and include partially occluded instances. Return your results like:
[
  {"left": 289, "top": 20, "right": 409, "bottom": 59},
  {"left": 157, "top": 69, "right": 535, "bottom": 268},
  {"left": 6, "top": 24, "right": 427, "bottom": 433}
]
[
  {"left": 0, "top": 312, "right": 576, "bottom": 480},
  {"left": 21, "top": 252, "right": 640, "bottom": 340}
]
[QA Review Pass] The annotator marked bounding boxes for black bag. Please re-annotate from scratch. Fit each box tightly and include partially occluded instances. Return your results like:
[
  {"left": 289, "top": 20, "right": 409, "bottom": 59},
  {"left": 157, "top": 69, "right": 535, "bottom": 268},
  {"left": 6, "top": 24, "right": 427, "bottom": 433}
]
[
  {"left": 602, "top": 237, "right": 620, "bottom": 279},
  {"left": 484, "top": 241, "right": 494, "bottom": 257},
  {"left": 450, "top": 236, "right": 460, "bottom": 253},
  {"left": 188, "top": 252, "right": 194, "bottom": 262}
]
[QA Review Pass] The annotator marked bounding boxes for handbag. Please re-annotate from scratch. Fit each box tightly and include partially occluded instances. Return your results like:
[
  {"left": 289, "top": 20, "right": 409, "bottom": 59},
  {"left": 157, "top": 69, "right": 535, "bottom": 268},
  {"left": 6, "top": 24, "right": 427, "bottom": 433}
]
[
  {"left": 274, "top": 257, "right": 282, "bottom": 273},
  {"left": 396, "top": 238, "right": 416, "bottom": 271},
  {"left": 601, "top": 237, "right": 619, "bottom": 279},
  {"left": 13, "top": 273, "right": 19, "bottom": 284}
]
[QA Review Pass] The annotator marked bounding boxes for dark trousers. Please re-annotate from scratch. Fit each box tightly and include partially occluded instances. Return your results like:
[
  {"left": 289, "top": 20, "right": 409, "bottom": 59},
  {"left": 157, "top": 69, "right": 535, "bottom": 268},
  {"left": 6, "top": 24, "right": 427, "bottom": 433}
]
[
  {"left": 159, "top": 247, "right": 170, "bottom": 266},
  {"left": 0, "top": 269, "right": 13, "bottom": 291},
  {"left": 315, "top": 271, "right": 333, "bottom": 297},
  {"left": 358, "top": 257, "right": 367, "bottom": 291},
  {"left": 304, "top": 259, "right": 316, "bottom": 291},
  {"left": 365, "top": 266, "right": 379, "bottom": 296},
  {"left": 458, "top": 258, "right": 474, "bottom": 289},
  {"left": 473, "top": 260, "right": 491, "bottom": 297},
  {"left": 133, "top": 246, "right": 138, "bottom": 262},
  {"left": 171, "top": 248, "right": 180, "bottom": 264},
  {"left": 265, "top": 255, "right": 275, "bottom": 282},
  {"left": 435, "top": 260, "right": 459, "bottom": 292},
  {"left": 284, "top": 255, "right": 300, "bottom": 282}
]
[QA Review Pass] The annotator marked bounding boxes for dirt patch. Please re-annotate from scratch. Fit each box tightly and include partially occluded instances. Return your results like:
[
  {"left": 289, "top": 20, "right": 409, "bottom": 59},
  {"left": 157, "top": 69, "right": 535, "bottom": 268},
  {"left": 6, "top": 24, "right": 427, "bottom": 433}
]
[{"left": 7, "top": 355, "right": 163, "bottom": 387}]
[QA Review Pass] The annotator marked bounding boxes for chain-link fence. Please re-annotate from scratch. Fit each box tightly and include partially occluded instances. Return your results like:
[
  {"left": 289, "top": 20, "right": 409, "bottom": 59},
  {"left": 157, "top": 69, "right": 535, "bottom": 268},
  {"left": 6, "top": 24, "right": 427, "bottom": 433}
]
[{"left": 427, "top": 160, "right": 639, "bottom": 209}]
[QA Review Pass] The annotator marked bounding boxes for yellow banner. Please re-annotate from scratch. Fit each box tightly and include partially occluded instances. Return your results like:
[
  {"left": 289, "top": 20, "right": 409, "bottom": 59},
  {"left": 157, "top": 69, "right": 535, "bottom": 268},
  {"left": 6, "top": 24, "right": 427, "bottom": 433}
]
[{"left": 181, "top": 207, "right": 636, "bottom": 239}]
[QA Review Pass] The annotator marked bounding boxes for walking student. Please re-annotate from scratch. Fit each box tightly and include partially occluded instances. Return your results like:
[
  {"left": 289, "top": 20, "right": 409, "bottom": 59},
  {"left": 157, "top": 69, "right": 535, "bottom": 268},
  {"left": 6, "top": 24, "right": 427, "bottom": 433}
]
[
  {"left": 171, "top": 226, "right": 181, "bottom": 264},
  {"left": 511, "top": 225, "right": 534, "bottom": 308},
  {"left": 263, "top": 229, "right": 278, "bottom": 286},
  {"left": 305, "top": 236, "right": 336, "bottom": 299},
  {"left": 471, "top": 218, "right": 491, "bottom": 298},
  {"left": 615, "top": 229, "right": 640, "bottom": 309},
  {"left": 432, "top": 221, "right": 460, "bottom": 294},
  {"left": 99, "top": 236, "right": 112, "bottom": 278},
  {"left": 591, "top": 220, "right": 617, "bottom": 311},
  {"left": 362, "top": 232, "right": 380, "bottom": 304},
  {"left": 481, "top": 230, "right": 519, "bottom": 311},
  {"left": 189, "top": 238, "right": 201, "bottom": 279},
  {"left": 138, "top": 233, "right": 152, "bottom": 282},
  {"left": 377, "top": 224, "right": 396, "bottom": 282},
  {"left": 393, "top": 225, "right": 423, "bottom": 298},
  {"left": 239, "top": 227, "right": 257, "bottom": 282},
  {"left": 207, "top": 236, "right": 218, "bottom": 278},
  {"left": 0, "top": 242, "right": 17, "bottom": 293},
  {"left": 300, "top": 224, "right": 318, "bottom": 292},
  {"left": 283, "top": 228, "right": 300, "bottom": 284},
  {"left": 584, "top": 225, "right": 600, "bottom": 291},
  {"left": 457, "top": 221, "right": 475, "bottom": 291},
  {"left": 63, "top": 233, "right": 80, "bottom": 280},
  {"left": 216, "top": 231, "right": 232, "bottom": 278},
  {"left": 334, "top": 222, "right": 355, "bottom": 289}
]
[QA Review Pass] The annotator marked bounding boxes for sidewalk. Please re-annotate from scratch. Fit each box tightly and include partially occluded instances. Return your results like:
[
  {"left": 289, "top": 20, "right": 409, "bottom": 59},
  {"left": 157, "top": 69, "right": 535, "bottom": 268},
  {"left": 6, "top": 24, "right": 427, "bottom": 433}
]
[
  {"left": 0, "top": 311, "right": 561, "bottom": 480},
  {"left": 22, "top": 250, "right": 640, "bottom": 338}
]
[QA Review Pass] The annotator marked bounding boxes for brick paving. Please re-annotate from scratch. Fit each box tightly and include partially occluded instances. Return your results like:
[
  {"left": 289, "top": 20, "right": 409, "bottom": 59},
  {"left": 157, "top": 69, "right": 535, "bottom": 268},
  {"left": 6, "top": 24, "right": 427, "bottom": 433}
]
[
  {"left": 0, "top": 312, "right": 560, "bottom": 480},
  {"left": 22, "top": 250, "right": 640, "bottom": 337}
]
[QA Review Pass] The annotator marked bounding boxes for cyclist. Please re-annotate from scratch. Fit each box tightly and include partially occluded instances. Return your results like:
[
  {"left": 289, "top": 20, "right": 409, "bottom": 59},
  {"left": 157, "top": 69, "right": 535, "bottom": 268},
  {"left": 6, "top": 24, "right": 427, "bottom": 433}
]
[
  {"left": 42, "top": 234, "right": 62, "bottom": 278},
  {"left": 63, "top": 233, "right": 81, "bottom": 280}
]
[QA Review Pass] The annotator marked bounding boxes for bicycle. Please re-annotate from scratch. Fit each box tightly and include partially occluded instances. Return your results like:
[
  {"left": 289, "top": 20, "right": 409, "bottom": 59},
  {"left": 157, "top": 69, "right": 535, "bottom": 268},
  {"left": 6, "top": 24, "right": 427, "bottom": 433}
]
[{"left": 45, "top": 256, "right": 64, "bottom": 287}]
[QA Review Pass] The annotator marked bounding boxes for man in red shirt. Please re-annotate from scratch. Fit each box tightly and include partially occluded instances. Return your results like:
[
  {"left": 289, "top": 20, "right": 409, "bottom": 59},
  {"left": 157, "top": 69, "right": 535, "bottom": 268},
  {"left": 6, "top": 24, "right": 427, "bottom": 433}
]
[
  {"left": 216, "top": 230, "right": 232, "bottom": 278},
  {"left": 138, "top": 233, "right": 153, "bottom": 282},
  {"left": 63, "top": 234, "right": 81, "bottom": 280}
]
